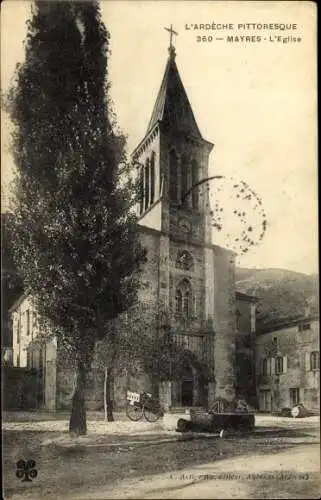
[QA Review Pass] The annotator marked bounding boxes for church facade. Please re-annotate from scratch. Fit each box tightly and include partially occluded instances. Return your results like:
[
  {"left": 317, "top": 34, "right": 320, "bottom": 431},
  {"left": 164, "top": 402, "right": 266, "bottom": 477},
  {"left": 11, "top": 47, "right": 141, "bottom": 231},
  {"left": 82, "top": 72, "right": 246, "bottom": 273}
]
[{"left": 122, "top": 43, "right": 238, "bottom": 409}]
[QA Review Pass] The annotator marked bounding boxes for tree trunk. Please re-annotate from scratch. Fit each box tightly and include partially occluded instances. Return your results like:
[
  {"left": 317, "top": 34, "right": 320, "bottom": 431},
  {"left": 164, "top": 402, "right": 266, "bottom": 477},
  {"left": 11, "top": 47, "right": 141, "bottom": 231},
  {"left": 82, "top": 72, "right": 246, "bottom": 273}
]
[
  {"left": 69, "top": 359, "right": 87, "bottom": 435},
  {"left": 104, "top": 365, "right": 114, "bottom": 422}
]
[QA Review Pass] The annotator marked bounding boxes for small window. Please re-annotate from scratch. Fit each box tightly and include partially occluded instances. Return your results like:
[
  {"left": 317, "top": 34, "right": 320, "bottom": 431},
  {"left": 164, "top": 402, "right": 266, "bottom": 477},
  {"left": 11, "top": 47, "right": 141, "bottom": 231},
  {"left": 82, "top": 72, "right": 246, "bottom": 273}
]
[
  {"left": 275, "top": 356, "right": 283, "bottom": 374},
  {"left": 311, "top": 351, "right": 320, "bottom": 371},
  {"left": 290, "top": 388, "right": 300, "bottom": 406}
]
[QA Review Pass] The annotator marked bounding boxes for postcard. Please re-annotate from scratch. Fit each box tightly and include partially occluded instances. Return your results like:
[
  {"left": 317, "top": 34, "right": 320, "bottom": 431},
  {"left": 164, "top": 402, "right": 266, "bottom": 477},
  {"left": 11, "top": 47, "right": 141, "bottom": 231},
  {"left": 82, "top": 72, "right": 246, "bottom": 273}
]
[{"left": 2, "top": 1, "right": 319, "bottom": 499}]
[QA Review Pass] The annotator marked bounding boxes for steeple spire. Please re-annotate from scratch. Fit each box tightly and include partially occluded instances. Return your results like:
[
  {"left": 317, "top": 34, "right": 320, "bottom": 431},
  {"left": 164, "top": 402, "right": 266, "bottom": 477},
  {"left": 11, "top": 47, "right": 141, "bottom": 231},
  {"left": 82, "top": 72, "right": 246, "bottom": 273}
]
[{"left": 145, "top": 34, "right": 203, "bottom": 139}]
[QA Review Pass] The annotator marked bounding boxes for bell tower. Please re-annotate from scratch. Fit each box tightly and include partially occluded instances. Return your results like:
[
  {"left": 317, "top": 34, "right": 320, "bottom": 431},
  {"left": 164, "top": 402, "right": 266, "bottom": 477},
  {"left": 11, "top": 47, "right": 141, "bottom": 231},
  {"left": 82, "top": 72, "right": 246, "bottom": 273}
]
[
  {"left": 132, "top": 29, "right": 214, "bottom": 245},
  {"left": 131, "top": 28, "right": 237, "bottom": 407}
]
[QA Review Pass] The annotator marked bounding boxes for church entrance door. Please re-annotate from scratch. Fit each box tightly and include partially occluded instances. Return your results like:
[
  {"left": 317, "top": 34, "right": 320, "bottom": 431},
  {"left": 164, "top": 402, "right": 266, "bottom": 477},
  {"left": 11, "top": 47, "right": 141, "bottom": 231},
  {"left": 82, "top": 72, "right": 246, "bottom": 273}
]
[
  {"left": 181, "top": 379, "right": 193, "bottom": 406},
  {"left": 180, "top": 361, "right": 194, "bottom": 406}
]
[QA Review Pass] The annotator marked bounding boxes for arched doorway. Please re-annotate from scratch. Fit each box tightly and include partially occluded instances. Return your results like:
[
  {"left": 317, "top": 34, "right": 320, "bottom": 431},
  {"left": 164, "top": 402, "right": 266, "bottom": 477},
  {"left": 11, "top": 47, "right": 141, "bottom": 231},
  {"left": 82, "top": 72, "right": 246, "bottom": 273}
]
[
  {"left": 168, "top": 347, "right": 210, "bottom": 408},
  {"left": 181, "top": 361, "right": 194, "bottom": 407}
]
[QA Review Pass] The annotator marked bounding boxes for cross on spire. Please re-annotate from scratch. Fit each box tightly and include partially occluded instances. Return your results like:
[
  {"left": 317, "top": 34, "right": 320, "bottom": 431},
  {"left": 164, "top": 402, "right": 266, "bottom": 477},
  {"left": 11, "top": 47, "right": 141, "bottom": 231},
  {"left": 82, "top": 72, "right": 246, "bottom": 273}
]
[{"left": 164, "top": 24, "right": 178, "bottom": 56}]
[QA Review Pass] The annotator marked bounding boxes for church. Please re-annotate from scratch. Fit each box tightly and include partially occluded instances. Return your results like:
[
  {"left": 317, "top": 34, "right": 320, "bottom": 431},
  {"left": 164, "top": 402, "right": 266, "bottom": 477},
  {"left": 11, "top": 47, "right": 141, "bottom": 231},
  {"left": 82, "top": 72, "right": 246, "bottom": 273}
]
[
  {"left": 114, "top": 34, "right": 238, "bottom": 410},
  {"left": 8, "top": 34, "right": 255, "bottom": 412}
]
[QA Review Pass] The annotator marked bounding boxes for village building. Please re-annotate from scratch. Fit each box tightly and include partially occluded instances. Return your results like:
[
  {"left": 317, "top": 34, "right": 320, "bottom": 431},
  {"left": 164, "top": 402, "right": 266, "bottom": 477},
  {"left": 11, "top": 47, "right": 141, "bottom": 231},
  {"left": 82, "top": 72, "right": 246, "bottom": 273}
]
[{"left": 255, "top": 315, "right": 320, "bottom": 413}]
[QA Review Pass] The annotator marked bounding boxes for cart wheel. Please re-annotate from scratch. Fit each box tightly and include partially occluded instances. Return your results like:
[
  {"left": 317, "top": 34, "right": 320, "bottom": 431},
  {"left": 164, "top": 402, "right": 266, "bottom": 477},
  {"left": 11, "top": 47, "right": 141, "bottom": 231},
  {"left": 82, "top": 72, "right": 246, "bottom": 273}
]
[
  {"left": 210, "top": 397, "right": 230, "bottom": 414},
  {"left": 126, "top": 402, "right": 143, "bottom": 421},
  {"left": 143, "top": 406, "right": 161, "bottom": 422}
]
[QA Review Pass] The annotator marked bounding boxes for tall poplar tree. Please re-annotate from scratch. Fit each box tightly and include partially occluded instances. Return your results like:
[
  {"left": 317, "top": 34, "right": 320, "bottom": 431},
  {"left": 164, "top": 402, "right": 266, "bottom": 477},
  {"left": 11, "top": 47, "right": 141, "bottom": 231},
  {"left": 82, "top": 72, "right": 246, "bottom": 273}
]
[{"left": 6, "top": 0, "right": 145, "bottom": 435}]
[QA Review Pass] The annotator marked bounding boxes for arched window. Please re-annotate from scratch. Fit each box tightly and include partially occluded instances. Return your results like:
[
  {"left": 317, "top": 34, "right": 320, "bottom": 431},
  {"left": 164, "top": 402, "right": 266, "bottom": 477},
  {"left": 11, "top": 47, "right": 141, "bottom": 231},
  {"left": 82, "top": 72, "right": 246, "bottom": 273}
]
[
  {"left": 144, "top": 158, "right": 150, "bottom": 210},
  {"left": 175, "top": 279, "right": 192, "bottom": 317},
  {"left": 176, "top": 250, "right": 194, "bottom": 271},
  {"left": 191, "top": 159, "right": 199, "bottom": 209},
  {"left": 262, "top": 358, "right": 268, "bottom": 376},
  {"left": 169, "top": 149, "right": 178, "bottom": 202},
  {"left": 183, "top": 290, "right": 190, "bottom": 316},
  {"left": 150, "top": 153, "right": 155, "bottom": 205},
  {"left": 181, "top": 154, "right": 188, "bottom": 205},
  {"left": 175, "top": 289, "right": 182, "bottom": 313},
  {"left": 139, "top": 166, "right": 144, "bottom": 214}
]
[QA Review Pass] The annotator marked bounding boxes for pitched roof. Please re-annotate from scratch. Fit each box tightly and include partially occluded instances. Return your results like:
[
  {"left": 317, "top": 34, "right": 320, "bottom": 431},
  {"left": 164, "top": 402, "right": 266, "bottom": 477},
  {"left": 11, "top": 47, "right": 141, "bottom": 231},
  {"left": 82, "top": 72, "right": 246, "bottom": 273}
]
[
  {"left": 146, "top": 50, "right": 202, "bottom": 139},
  {"left": 257, "top": 314, "right": 319, "bottom": 335}
]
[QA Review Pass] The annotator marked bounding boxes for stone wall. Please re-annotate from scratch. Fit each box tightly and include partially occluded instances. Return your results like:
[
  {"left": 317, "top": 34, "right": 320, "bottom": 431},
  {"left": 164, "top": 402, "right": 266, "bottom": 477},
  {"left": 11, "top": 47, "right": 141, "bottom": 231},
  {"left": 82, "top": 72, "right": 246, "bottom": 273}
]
[
  {"left": 212, "top": 246, "right": 236, "bottom": 401},
  {"left": 235, "top": 296, "right": 257, "bottom": 406},
  {"left": 2, "top": 366, "right": 38, "bottom": 410}
]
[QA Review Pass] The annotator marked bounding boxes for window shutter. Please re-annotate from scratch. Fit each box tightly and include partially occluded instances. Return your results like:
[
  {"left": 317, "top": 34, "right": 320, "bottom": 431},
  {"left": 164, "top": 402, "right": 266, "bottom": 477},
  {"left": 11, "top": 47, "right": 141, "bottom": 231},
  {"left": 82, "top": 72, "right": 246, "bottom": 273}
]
[
  {"left": 270, "top": 357, "right": 275, "bottom": 375},
  {"left": 305, "top": 352, "right": 310, "bottom": 372},
  {"left": 283, "top": 356, "right": 287, "bottom": 373}
]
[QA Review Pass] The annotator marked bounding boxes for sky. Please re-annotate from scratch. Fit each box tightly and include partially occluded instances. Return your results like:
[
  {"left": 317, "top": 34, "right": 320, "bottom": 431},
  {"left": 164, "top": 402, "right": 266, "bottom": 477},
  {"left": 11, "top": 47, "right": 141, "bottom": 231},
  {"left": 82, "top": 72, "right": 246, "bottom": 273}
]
[{"left": 1, "top": 0, "right": 318, "bottom": 274}]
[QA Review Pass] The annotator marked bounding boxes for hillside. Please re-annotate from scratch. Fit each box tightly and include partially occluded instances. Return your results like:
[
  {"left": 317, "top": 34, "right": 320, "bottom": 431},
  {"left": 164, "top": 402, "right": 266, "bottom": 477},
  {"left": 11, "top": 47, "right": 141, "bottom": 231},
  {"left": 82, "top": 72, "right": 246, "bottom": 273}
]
[{"left": 235, "top": 266, "right": 319, "bottom": 333}]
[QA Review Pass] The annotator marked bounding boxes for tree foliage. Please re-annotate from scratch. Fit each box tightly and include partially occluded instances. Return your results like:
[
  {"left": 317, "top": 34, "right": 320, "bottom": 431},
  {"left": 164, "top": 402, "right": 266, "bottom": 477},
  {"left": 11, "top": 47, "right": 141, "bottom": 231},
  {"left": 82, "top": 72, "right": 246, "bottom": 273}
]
[
  {"left": 5, "top": 0, "right": 146, "bottom": 433},
  {"left": 1, "top": 213, "right": 24, "bottom": 348}
]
